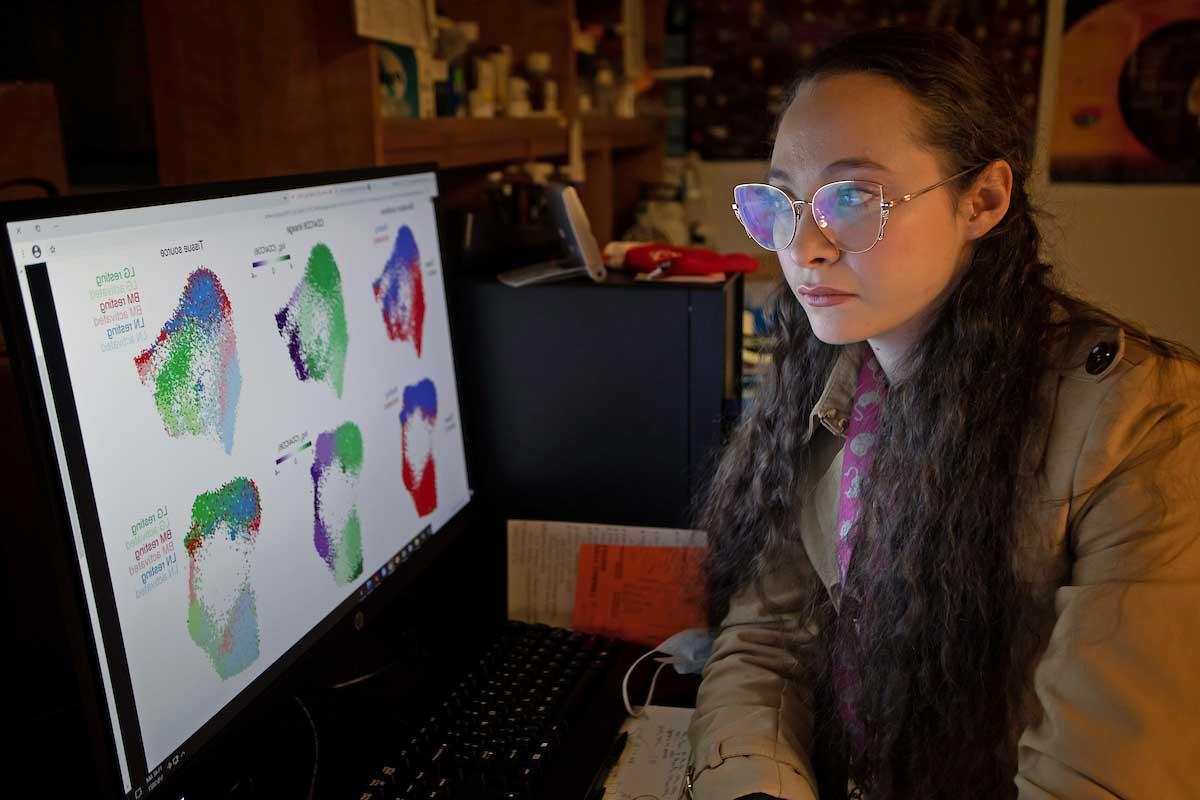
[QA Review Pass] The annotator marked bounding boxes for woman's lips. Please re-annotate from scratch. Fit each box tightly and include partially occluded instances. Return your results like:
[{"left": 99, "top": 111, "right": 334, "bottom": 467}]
[{"left": 796, "top": 286, "right": 855, "bottom": 306}]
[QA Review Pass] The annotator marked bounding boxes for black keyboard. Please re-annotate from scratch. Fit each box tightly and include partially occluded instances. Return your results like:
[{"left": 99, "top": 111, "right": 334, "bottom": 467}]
[{"left": 355, "top": 621, "right": 617, "bottom": 800}]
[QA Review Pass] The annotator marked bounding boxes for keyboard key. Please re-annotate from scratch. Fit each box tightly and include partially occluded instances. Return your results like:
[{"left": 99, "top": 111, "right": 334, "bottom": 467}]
[
  {"left": 360, "top": 777, "right": 388, "bottom": 799},
  {"left": 515, "top": 764, "right": 540, "bottom": 793},
  {"left": 426, "top": 776, "right": 452, "bottom": 799},
  {"left": 429, "top": 742, "right": 453, "bottom": 773}
]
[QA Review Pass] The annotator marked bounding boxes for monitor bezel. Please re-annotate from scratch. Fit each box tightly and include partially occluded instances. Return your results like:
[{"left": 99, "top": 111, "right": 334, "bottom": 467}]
[{"left": 0, "top": 163, "right": 480, "bottom": 799}]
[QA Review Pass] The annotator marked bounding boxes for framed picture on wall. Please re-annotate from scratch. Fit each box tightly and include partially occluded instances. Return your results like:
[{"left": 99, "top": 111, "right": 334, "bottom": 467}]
[{"left": 1049, "top": 0, "right": 1200, "bottom": 183}]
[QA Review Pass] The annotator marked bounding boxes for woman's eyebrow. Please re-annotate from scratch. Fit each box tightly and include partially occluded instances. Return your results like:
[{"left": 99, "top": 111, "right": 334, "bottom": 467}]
[
  {"left": 766, "top": 158, "right": 892, "bottom": 184},
  {"left": 821, "top": 157, "right": 892, "bottom": 176}
]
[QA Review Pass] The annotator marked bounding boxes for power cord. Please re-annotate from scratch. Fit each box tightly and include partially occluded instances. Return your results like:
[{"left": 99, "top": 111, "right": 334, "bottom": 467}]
[
  {"left": 293, "top": 695, "right": 319, "bottom": 800},
  {"left": 322, "top": 625, "right": 434, "bottom": 691},
  {"left": 325, "top": 656, "right": 409, "bottom": 690}
]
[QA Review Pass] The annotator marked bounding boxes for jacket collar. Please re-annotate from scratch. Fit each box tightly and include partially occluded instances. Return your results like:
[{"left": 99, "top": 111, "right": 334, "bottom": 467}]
[
  {"left": 804, "top": 340, "right": 869, "bottom": 443},
  {"left": 802, "top": 304, "right": 1122, "bottom": 464}
]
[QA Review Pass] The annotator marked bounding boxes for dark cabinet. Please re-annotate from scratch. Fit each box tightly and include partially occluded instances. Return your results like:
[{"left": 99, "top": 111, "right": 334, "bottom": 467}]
[{"left": 454, "top": 273, "right": 742, "bottom": 529}]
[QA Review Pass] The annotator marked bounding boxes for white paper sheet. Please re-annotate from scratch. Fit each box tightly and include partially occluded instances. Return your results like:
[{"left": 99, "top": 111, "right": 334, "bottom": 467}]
[
  {"left": 603, "top": 704, "right": 695, "bottom": 800},
  {"left": 352, "top": 0, "right": 430, "bottom": 49},
  {"left": 506, "top": 519, "right": 706, "bottom": 628}
]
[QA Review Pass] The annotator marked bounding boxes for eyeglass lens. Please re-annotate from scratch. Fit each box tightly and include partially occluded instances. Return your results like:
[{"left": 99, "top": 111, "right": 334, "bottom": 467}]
[
  {"left": 734, "top": 184, "right": 795, "bottom": 251},
  {"left": 735, "top": 182, "right": 883, "bottom": 253}
]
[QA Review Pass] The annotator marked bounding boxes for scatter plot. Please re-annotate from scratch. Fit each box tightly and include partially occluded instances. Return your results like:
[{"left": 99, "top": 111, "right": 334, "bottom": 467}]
[
  {"left": 400, "top": 379, "right": 438, "bottom": 517},
  {"left": 276, "top": 243, "right": 349, "bottom": 398},
  {"left": 185, "top": 477, "right": 263, "bottom": 680},
  {"left": 372, "top": 226, "right": 426, "bottom": 356},
  {"left": 134, "top": 268, "right": 241, "bottom": 453},
  {"left": 312, "top": 422, "right": 364, "bottom": 585}
]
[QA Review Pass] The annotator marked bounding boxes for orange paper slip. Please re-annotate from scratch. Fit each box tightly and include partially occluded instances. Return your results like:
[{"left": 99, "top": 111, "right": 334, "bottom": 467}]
[{"left": 571, "top": 543, "right": 707, "bottom": 648}]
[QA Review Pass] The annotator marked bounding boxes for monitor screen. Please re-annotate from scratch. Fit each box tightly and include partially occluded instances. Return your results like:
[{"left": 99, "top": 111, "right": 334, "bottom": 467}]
[{"left": 1, "top": 167, "right": 471, "bottom": 798}]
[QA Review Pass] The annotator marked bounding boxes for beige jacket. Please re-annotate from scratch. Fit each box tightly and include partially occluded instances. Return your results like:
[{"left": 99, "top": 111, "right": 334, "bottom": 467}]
[{"left": 687, "top": 321, "right": 1200, "bottom": 799}]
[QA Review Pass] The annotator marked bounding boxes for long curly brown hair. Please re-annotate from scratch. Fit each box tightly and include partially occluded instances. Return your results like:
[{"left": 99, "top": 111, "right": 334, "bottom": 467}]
[{"left": 697, "top": 27, "right": 1197, "bottom": 799}]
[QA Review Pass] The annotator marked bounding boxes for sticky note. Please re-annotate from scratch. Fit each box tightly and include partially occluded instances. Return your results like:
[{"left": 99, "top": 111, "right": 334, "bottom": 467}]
[{"left": 572, "top": 543, "right": 707, "bottom": 648}]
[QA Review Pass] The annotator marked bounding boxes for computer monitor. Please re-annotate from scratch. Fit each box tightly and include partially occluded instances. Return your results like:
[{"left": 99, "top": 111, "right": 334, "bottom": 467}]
[{"left": 0, "top": 165, "right": 473, "bottom": 799}]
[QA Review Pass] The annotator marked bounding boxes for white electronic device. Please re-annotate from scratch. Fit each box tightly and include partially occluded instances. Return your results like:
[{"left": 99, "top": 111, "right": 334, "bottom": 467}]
[{"left": 498, "top": 183, "right": 607, "bottom": 287}]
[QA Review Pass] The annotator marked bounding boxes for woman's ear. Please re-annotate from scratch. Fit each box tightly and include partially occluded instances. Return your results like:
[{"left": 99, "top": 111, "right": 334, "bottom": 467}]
[{"left": 962, "top": 159, "right": 1013, "bottom": 240}]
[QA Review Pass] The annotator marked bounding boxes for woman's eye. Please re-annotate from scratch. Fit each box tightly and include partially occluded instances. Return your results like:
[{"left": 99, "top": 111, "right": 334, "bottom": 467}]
[{"left": 837, "top": 188, "right": 872, "bottom": 207}]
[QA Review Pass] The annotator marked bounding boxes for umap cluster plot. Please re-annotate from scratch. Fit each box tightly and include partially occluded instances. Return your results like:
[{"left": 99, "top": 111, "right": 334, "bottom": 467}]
[
  {"left": 372, "top": 225, "right": 426, "bottom": 356},
  {"left": 400, "top": 379, "right": 438, "bottom": 517},
  {"left": 134, "top": 268, "right": 242, "bottom": 454},
  {"left": 184, "top": 477, "right": 263, "bottom": 680},
  {"left": 311, "top": 421, "right": 365, "bottom": 585},
  {"left": 276, "top": 243, "right": 350, "bottom": 398}
]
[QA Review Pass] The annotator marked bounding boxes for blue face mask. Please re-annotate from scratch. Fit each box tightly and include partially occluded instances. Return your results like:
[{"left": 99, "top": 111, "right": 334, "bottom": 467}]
[
  {"left": 655, "top": 627, "right": 714, "bottom": 675},
  {"left": 622, "top": 627, "right": 714, "bottom": 716}
]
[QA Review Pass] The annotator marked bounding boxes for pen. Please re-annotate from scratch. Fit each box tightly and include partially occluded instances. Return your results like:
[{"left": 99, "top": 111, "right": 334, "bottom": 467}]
[{"left": 583, "top": 730, "right": 629, "bottom": 800}]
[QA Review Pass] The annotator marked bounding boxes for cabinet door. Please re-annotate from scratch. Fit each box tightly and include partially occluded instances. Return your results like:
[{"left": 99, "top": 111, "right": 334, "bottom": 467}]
[{"left": 457, "top": 280, "right": 692, "bottom": 527}]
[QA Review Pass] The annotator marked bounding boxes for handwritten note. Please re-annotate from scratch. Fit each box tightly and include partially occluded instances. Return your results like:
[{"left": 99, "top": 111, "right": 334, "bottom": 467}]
[
  {"left": 506, "top": 520, "right": 706, "bottom": 628},
  {"left": 603, "top": 704, "right": 695, "bottom": 800},
  {"left": 572, "top": 543, "right": 707, "bottom": 648}
]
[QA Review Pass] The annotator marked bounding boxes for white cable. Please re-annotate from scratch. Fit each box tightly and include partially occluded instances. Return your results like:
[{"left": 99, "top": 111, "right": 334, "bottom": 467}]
[{"left": 621, "top": 649, "right": 669, "bottom": 717}]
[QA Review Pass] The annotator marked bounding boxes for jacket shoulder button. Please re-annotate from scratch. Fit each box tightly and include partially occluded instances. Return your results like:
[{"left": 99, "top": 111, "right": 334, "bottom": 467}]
[{"left": 1086, "top": 341, "right": 1117, "bottom": 375}]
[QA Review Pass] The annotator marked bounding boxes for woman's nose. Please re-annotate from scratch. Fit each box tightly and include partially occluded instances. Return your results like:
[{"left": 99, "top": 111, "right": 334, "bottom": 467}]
[{"left": 785, "top": 203, "right": 840, "bottom": 268}]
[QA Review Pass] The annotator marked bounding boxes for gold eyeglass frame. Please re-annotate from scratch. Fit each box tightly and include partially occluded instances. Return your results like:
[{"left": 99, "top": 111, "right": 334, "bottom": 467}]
[{"left": 731, "top": 163, "right": 985, "bottom": 253}]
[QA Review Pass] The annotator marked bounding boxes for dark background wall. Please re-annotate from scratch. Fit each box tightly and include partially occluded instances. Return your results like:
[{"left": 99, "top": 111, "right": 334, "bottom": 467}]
[
  {"left": 684, "top": 0, "right": 1047, "bottom": 160},
  {"left": 0, "top": 0, "right": 157, "bottom": 186}
]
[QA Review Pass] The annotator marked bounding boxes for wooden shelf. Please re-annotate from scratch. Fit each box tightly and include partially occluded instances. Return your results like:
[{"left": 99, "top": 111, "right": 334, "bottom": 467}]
[
  {"left": 380, "top": 115, "right": 664, "bottom": 169},
  {"left": 381, "top": 116, "right": 568, "bottom": 169},
  {"left": 143, "top": 0, "right": 666, "bottom": 248},
  {"left": 580, "top": 115, "right": 664, "bottom": 152}
]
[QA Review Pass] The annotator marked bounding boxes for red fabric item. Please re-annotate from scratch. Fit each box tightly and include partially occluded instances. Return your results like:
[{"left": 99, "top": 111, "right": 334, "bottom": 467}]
[{"left": 618, "top": 243, "right": 758, "bottom": 275}]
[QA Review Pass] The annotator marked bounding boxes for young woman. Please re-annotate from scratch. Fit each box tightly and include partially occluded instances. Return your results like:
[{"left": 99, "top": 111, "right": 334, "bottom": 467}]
[{"left": 687, "top": 27, "right": 1200, "bottom": 800}]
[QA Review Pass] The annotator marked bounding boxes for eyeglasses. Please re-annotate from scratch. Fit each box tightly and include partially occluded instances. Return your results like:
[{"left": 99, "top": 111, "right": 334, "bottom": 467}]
[{"left": 732, "top": 164, "right": 984, "bottom": 254}]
